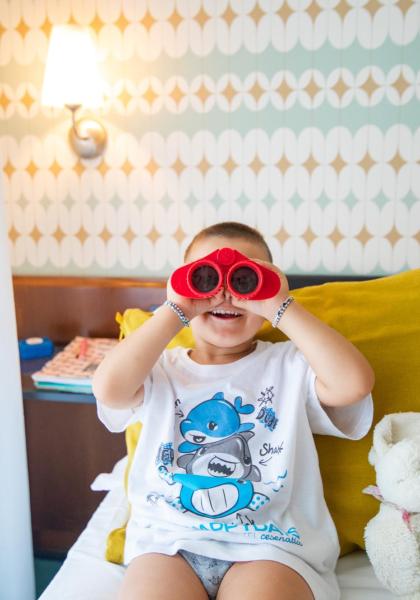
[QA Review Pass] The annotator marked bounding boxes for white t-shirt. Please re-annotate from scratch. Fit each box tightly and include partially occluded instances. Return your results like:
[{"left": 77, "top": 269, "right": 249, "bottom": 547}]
[{"left": 98, "top": 340, "right": 373, "bottom": 600}]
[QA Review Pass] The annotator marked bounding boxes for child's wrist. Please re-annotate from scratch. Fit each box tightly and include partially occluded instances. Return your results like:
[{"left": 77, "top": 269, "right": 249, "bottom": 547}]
[
  {"left": 270, "top": 296, "right": 295, "bottom": 328},
  {"left": 163, "top": 300, "right": 191, "bottom": 327},
  {"left": 261, "top": 294, "right": 289, "bottom": 321}
]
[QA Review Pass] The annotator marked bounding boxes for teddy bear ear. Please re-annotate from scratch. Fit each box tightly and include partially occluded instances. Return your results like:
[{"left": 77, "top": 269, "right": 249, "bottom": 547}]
[
  {"left": 370, "top": 414, "right": 394, "bottom": 462},
  {"left": 368, "top": 447, "right": 378, "bottom": 466}
]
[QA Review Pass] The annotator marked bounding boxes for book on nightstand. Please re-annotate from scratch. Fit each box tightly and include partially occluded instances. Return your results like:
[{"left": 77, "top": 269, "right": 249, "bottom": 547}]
[{"left": 31, "top": 336, "right": 118, "bottom": 394}]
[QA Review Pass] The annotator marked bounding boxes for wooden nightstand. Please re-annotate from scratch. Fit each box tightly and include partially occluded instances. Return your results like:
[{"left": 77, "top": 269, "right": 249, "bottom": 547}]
[
  {"left": 21, "top": 359, "right": 126, "bottom": 559},
  {"left": 13, "top": 275, "right": 167, "bottom": 559}
]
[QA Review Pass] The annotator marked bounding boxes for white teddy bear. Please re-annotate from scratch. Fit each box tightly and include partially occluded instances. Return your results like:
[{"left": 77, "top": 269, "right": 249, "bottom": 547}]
[{"left": 363, "top": 412, "right": 420, "bottom": 599}]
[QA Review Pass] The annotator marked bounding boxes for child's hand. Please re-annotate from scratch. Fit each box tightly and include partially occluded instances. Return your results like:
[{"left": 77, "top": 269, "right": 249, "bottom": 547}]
[
  {"left": 229, "top": 259, "right": 290, "bottom": 322},
  {"left": 166, "top": 277, "right": 225, "bottom": 321}
]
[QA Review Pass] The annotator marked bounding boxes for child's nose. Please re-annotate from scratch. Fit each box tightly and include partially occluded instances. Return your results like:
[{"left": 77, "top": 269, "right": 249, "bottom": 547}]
[{"left": 223, "top": 288, "right": 232, "bottom": 301}]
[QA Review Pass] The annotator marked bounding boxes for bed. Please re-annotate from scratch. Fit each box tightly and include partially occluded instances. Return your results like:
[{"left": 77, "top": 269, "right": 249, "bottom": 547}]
[
  {"left": 38, "top": 458, "right": 396, "bottom": 600},
  {"left": 15, "top": 270, "right": 418, "bottom": 600}
]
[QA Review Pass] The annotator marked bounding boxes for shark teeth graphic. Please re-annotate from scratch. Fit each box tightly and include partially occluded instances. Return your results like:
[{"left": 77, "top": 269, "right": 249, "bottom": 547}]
[
  {"left": 207, "top": 455, "right": 237, "bottom": 477},
  {"left": 192, "top": 484, "right": 239, "bottom": 515}
]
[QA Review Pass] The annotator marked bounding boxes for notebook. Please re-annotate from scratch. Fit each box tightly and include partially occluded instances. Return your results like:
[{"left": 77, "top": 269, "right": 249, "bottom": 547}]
[{"left": 31, "top": 336, "right": 118, "bottom": 393}]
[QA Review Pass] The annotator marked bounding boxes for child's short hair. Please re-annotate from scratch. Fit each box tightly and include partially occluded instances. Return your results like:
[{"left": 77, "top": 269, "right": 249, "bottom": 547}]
[{"left": 184, "top": 221, "right": 273, "bottom": 262}]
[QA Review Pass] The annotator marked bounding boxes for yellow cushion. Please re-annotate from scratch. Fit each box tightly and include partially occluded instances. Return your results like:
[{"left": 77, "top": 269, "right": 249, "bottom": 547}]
[
  {"left": 107, "top": 268, "right": 420, "bottom": 560},
  {"left": 105, "top": 422, "right": 142, "bottom": 564}
]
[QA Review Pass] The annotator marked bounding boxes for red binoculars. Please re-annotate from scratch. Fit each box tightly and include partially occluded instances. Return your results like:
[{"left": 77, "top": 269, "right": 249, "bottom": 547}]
[{"left": 170, "top": 247, "right": 281, "bottom": 300}]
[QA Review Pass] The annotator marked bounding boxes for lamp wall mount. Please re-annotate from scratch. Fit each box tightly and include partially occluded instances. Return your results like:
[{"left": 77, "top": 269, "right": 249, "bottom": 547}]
[{"left": 66, "top": 104, "right": 107, "bottom": 159}]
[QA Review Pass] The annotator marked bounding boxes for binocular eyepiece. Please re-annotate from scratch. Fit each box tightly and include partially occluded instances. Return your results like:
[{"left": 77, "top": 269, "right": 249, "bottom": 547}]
[{"left": 170, "top": 247, "right": 280, "bottom": 300}]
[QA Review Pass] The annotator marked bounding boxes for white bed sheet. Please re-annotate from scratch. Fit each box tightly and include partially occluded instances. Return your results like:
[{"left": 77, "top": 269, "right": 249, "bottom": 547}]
[{"left": 39, "top": 460, "right": 396, "bottom": 600}]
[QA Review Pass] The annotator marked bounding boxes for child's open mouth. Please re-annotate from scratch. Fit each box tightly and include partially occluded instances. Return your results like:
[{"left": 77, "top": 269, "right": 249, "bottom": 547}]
[{"left": 207, "top": 309, "right": 242, "bottom": 320}]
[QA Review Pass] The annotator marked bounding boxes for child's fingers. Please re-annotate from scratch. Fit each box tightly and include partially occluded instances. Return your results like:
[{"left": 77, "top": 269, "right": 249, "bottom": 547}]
[
  {"left": 229, "top": 295, "right": 250, "bottom": 310},
  {"left": 208, "top": 289, "right": 225, "bottom": 307},
  {"left": 251, "top": 257, "right": 285, "bottom": 277},
  {"left": 194, "top": 289, "right": 224, "bottom": 314}
]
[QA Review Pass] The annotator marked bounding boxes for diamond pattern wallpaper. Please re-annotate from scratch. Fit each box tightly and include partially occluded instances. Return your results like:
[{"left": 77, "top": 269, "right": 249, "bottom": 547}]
[{"left": 1, "top": 0, "right": 419, "bottom": 276}]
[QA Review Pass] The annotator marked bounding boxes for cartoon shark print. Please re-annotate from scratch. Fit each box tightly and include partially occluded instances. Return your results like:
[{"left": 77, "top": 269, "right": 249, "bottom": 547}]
[
  {"left": 156, "top": 391, "right": 271, "bottom": 518},
  {"left": 158, "top": 433, "right": 270, "bottom": 518},
  {"left": 173, "top": 432, "right": 269, "bottom": 517},
  {"left": 177, "top": 431, "right": 261, "bottom": 481},
  {"left": 178, "top": 392, "right": 255, "bottom": 453}
]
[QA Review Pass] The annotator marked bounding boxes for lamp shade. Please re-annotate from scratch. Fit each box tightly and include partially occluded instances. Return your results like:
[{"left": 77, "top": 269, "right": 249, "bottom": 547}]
[{"left": 42, "top": 25, "right": 104, "bottom": 108}]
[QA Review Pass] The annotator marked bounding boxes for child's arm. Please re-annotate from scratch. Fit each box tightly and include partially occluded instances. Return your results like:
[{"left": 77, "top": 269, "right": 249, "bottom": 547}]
[
  {"left": 274, "top": 300, "right": 375, "bottom": 408},
  {"left": 92, "top": 284, "right": 225, "bottom": 410},
  {"left": 231, "top": 263, "right": 375, "bottom": 408}
]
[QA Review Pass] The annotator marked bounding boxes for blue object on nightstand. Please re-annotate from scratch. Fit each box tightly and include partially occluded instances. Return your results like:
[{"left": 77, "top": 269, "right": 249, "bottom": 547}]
[{"left": 19, "top": 337, "right": 54, "bottom": 360}]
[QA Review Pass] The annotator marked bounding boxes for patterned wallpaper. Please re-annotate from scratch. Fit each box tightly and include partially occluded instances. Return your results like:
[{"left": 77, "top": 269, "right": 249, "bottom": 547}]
[{"left": 1, "top": 0, "right": 419, "bottom": 276}]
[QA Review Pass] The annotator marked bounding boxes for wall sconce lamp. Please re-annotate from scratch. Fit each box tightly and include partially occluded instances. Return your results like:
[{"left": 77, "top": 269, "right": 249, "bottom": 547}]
[{"left": 41, "top": 25, "right": 107, "bottom": 159}]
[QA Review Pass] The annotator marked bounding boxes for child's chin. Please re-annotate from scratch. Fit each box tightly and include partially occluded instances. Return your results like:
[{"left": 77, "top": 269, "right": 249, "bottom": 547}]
[
  {"left": 205, "top": 327, "right": 250, "bottom": 348},
  {"left": 206, "top": 320, "right": 238, "bottom": 333}
]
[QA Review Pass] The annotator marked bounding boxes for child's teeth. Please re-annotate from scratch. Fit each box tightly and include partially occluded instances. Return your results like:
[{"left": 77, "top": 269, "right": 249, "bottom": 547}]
[{"left": 211, "top": 309, "right": 241, "bottom": 316}]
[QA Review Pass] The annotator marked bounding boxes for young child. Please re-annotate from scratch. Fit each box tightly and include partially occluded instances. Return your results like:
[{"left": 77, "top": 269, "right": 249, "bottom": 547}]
[{"left": 93, "top": 222, "right": 374, "bottom": 600}]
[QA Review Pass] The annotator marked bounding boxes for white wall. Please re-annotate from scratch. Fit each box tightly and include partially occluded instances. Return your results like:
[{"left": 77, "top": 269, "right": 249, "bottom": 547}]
[{"left": 0, "top": 177, "right": 35, "bottom": 599}]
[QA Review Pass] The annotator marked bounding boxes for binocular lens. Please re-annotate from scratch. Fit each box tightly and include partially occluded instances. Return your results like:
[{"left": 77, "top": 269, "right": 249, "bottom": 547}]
[
  {"left": 191, "top": 265, "right": 220, "bottom": 293},
  {"left": 230, "top": 266, "right": 259, "bottom": 294}
]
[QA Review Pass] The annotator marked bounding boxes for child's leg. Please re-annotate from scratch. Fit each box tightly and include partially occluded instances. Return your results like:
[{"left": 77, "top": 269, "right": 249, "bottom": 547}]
[
  {"left": 216, "top": 560, "right": 314, "bottom": 600},
  {"left": 118, "top": 552, "right": 209, "bottom": 600}
]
